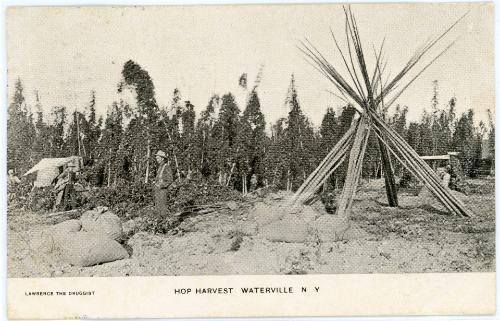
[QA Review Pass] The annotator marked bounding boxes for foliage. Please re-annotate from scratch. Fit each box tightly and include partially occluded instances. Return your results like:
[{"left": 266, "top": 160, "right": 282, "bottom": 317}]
[
  {"left": 9, "top": 181, "right": 33, "bottom": 208},
  {"left": 279, "top": 75, "right": 316, "bottom": 191},
  {"left": 196, "top": 95, "right": 220, "bottom": 177},
  {"left": 318, "top": 108, "right": 339, "bottom": 189},
  {"left": 9, "top": 181, "right": 55, "bottom": 213},
  {"left": 85, "top": 181, "right": 153, "bottom": 218},
  {"left": 118, "top": 60, "right": 160, "bottom": 183},
  {"left": 487, "top": 109, "right": 495, "bottom": 174},
  {"left": 237, "top": 89, "right": 267, "bottom": 190},
  {"left": 7, "top": 79, "right": 36, "bottom": 175},
  {"left": 453, "top": 110, "right": 481, "bottom": 177},
  {"left": 27, "top": 188, "right": 56, "bottom": 212},
  {"left": 96, "top": 102, "right": 125, "bottom": 186}
]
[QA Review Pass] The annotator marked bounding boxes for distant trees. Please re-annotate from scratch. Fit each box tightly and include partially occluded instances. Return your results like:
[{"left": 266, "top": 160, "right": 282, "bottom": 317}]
[
  {"left": 386, "top": 105, "right": 408, "bottom": 175},
  {"left": 488, "top": 109, "right": 495, "bottom": 174},
  {"left": 7, "top": 79, "right": 36, "bottom": 174},
  {"left": 98, "top": 102, "right": 124, "bottom": 186},
  {"left": 237, "top": 89, "right": 267, "bottom": 193},
  {"left": 67, "top": 110, "right": 86, "bottom": 156},
  {"left": 319, "top": 108, "right": 338, "bottom": 188},
  {"left": 267, "top": 117, "right": 287, "bottom": 188},
  {"left": 30, "top": 91, "right": 51, "bottom": 166},
  {"left": 8, "top": 71, "right": 494, "bottom": 194},
  {"left": 196, "top": 94, "right": 220, "bottom": 177},
  {"left": 48, "top": 106, "right": 67, "bottom": 158},
  {"left": 215, "top": 93, "right": 241, "bottom": 186},
  {"left": 83, "top": 91, "right": 102, "bottom": 160},
  {"left": 118, "top": 60, "right": 160, "bottom": 183},
  {"left": 280, "top": 75, "right": 316, "bottom": 190},
  {"left": 453, "top": 110, "right": 482, "bottom": 177}
]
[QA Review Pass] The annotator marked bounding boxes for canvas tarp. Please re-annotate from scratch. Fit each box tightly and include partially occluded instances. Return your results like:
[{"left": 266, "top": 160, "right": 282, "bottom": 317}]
[{"left": 24, "top": 156, "right": 83, "bottom": 187}]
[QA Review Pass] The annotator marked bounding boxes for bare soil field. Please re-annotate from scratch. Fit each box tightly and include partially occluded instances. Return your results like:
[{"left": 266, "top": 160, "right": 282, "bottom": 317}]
[{"left": 8, "top": 178, "right": 495, "bottom": 277}]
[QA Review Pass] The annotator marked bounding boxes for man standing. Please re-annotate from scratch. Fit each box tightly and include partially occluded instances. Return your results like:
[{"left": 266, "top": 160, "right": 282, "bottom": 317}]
[
  {"left": 442, "top": 165, "right": 452, "bottom": 188},
  {"left": 155, "top": 150, "right": 174, "bottom": 214},
  {"left": 7, "top": 169, "right": 21, "bottom": 202},
  {"left": 7, "top": 169, "right": 21, "bottom": 188},
  {"left": 249, "top": 173, "right": 258, "bottom": 192}
]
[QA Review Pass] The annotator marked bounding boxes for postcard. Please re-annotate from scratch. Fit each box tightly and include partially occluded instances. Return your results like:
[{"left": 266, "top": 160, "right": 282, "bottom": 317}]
[{"left": 6, "top": 2, "right": 495, "bottom": 319}]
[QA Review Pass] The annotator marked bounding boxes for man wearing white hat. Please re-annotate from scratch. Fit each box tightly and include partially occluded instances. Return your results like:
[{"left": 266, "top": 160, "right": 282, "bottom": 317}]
[{"left": 155, "top": 150, "right": 173, "bottom": 214}]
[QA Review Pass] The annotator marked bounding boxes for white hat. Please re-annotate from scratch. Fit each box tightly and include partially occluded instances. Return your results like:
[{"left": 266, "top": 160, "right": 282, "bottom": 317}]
[{"left": 156, "top": 150, "right": 167, "bottom": 158}]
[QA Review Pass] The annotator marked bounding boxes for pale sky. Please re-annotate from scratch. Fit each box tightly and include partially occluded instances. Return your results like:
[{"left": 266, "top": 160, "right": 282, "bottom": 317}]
[{"left": 6, "top": 3, "right": 495, "bottom": 129}]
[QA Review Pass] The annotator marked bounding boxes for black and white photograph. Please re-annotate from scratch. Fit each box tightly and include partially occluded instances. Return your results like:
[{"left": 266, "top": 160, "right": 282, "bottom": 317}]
[{"left": 6, "top": 2, "right": 495, "bottom": 284}]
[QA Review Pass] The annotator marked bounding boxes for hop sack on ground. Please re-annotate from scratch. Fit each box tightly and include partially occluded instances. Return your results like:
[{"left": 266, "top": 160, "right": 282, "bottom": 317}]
[
  {"left": 34, "top": 213, "right": 128, "bottom": 267},
  {"left": 57, "top": 231, "right": 129, "bottom": 267},
  {"left": 80, "top": 206, "right": 123, "bottom": 241},
  {"left": 32, "top": 219, "right": 83, "bottom": 256}
]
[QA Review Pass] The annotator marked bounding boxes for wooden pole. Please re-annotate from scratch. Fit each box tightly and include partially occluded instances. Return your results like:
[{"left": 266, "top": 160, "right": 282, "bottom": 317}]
[
  {"left": 173, "top": 154, "right": 181, "bottom": 179},
  {"left": 286, "top": 169, "right": 292, "bottom": 192},
  {"left": 336, "top": 116, "right": 371, "bottom": 218},
  {"left": 272, "top": 166, "right": 278, "bottom": 186},
  {"left": 107, "top": 161, "right": 111, "bottom": 187},
  {"left": 144, "top": 136, "right": 151, "bottom": 184},
  {"left": 378, "top": 139, "right": 399, "bottom": 207},
  {"left": 226, "top": 162, "right": 236, "bottom": 186},
  {"left": 76, "top": 111, "right": 81, "bottom": 156}
]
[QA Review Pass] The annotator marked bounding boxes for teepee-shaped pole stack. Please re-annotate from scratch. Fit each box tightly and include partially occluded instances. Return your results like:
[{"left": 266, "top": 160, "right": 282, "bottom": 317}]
[{"left": 293, "top": 6, "right": 473, "bottom": 219}]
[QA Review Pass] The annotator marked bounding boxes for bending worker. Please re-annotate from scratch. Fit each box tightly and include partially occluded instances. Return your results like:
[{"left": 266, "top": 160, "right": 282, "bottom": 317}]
[
  {"left": 155, "top": 150, "right": 174, "bottom": 214},
  {"left": 53, "top": 163, "right": 77, "bottom": 211}
]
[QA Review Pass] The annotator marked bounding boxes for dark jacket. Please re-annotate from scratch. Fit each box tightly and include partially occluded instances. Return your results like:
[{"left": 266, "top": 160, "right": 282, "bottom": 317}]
[{"left": 154, "top": 162, "right": 173, "bottom": 214}]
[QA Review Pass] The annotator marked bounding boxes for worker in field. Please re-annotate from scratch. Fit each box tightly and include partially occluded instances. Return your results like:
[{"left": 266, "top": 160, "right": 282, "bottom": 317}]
[
  {"left": 249, "top": 174, "right": 258, "bottom": 192},
  {"left": 442, "top": 165, "right": 452, "bottom": 188},
  {"left": 53, "top": 163, "right": 77, "bottom": 211},
  {"left": 7, "top": 169, "right": 21, "bottom": 188},
  {"left": 155, "top": 150, "right": 174, "bottom": 214},
  {"left": 7, "top": 169, "right": 21, "bottom": 203}
]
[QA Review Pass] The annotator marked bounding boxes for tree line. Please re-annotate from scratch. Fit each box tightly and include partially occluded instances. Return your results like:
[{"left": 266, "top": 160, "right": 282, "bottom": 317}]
[{"left": 7, "top": 61, "right": 495, "bottom": 193}]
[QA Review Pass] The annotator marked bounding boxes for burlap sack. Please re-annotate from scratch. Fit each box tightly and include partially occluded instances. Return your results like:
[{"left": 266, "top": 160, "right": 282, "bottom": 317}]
[
  {"left": 81, "top": 208, "right": 123, "bottom": 241},
  {"left": 309, "top": 214, "right": 351, "bottom": 242},
  {"left": 52, "top": 219, "right": 82, "bottom": 234},
  {"left": 259, "top": 216, "right": 309, "bottom": 243},
  {"left": 32, "top": 220, "right": 82, "bottom": 255},
  {"left": 418, "top": 185, "right": 447, "bottom": 213},
  {"left": 253, "top": 202, "right": 286, "bottom": 227},
  {"left": 57, "top": 231, "right": 129, "bottom": 267}
]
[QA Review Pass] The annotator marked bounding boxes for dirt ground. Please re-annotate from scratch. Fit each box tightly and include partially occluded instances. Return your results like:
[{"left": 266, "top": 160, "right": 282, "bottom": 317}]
[{"left": 8, "top": 178, "right": 495, "bottom": 277}]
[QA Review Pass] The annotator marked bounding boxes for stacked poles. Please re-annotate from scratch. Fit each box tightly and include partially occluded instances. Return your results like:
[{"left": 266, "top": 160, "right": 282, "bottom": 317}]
[
  {"left": 290, "top": 121, "right": 357, "bottom": 205},
  {"left": 369, "top": 110, "right": 473, "bottom": 217},
  {"left": 336, "top": 115, "right": 371, "bottom": 218},
  {"left": 292, "top": 6, "right": 473, "bottom": 218}
]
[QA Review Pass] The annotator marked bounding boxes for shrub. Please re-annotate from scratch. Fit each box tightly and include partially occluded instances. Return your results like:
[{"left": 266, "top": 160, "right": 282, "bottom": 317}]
[
  {"left": 9, "top": 181, "right": 57, "bottom": 213},
  {"left": 84, "top": 180, "right": 153, "bottom": 218},
  {"left": 8, "top": 180, "right": 32, "bottom": 208}
]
